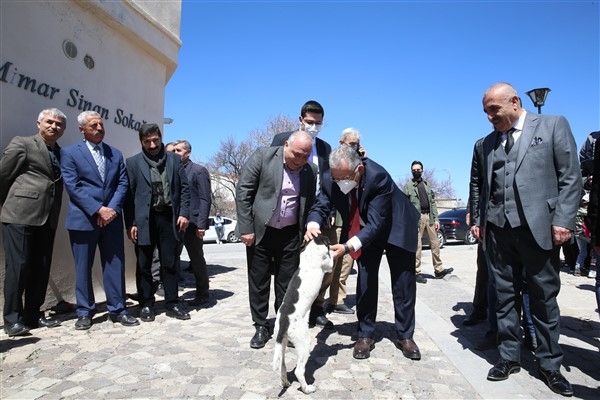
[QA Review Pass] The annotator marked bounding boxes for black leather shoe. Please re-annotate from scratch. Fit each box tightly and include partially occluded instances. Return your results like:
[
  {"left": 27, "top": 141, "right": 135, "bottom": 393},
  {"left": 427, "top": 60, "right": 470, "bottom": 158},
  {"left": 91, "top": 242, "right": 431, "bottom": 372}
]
[
  {"left": 4, "top": 322, "right": 30, "bottom": 337},
  {"left": 353, "top": 337, "right": 375, "bottom": 359},
  {"left": 74, "top": 316, "right": 92, "bottom": 330},
  {"left": 25, "top": 316, "right": 61, "bottom": 329},
  {"left": 539, "top": 368, "right": 573, "bottom": 396},
  {"left": 314, "top": 315, "right": 334, "bottom": 329},
  {"left": 395, "top": 338, "right": 421, "bottom": 360},
  {"left": 416, "top": 274, "right": 427, "bottom": 284},
  {"left": 110, "top": 314, "right": 140, "bottom": 326},
  {"left": 332, "top": 304, "right": 355, "bottom": 314},
  {"left": 434, "top": 267, "right": 454, "bottom": 279},
  {"left": 462, "top": 312, "right": 486, "bottom": 326},
  {"left": 250, "top": 326, "right": 270, "bottom": 349},
  {"left": 487, "top": 359, "right": 521, "bottom": 381},
  {"left": 166, "top": 305, "right": 190, "bottom": 320},
  {"left": 139, "top": 307, "right": 155, "bottom": 322},
  {"left": 188, "top": 294, "right": 210, "bottom": 306}
]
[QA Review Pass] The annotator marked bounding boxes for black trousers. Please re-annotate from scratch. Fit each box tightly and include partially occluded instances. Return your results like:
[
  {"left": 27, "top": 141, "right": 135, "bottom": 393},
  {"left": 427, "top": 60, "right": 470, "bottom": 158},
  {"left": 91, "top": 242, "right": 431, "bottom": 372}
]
[
  {"left": 356, "top": 244, "right": 416, "bottom": 340},
  {"left": 471, "top": 242, "right": 489, "bottom": 316},
  {"left": 2, "top": 222, "right": 56, "bottom": 325},
  {"left": 177, "top": 223, "right": 209, "bottom": 296},
  {"left": 245, "top": 225, "right": 300, "bottom": 327},
  {"left": 135, "top": 211, "right": 180, "bottom": 310},
  {"left": 487, "top": 223, "right": 563, "bottom": 370}
]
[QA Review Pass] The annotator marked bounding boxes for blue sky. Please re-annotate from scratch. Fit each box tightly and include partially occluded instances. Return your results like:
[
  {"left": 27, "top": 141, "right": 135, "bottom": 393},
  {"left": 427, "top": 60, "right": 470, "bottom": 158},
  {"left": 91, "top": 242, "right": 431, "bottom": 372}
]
[{"left": 163, "top": 0, "right": 599, "bottom": 203}]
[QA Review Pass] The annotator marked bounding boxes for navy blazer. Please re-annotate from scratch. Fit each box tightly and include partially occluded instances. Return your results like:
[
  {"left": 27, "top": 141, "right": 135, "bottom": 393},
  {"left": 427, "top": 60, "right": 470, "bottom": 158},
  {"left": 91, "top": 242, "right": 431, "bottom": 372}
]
[
  {"left": 184, "top": 161, "right": 211, "bottom": 229},
  {"left": 308, "top": 158, "right": 420, "bottom": 253},
  {"left": 124, "top": 150, "right": 190, "bottom": 245},
  {"left": 61, "top": 141, "right": 128, "bottom": 231}
]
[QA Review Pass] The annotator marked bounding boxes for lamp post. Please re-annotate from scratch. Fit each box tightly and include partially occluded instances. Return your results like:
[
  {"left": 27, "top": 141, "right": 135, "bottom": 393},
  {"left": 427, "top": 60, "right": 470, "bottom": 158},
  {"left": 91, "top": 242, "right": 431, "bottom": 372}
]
[{"left": 525, "top": 88, "right": 551, "bottom": 114}]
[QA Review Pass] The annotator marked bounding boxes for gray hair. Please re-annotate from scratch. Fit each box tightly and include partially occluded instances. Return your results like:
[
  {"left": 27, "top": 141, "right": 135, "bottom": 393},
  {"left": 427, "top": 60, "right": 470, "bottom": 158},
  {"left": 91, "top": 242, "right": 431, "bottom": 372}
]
[
  {"left": 329, "top": 144, "right": 362, "bottom": 171},
  {"left": 287, "top": 130, "right": 312, "bottom": 146},
  {"left": 77, "top": 111, "right": 102, "bottom": 127},
  {"left": 38, "top": 108, "right": 67, "bottom": 123},
  {"left": 340, "top": 127, "right": 361, "bottom": 143},
  {"left": 172, "top": 139, "right": 192, "bottom": 152}
]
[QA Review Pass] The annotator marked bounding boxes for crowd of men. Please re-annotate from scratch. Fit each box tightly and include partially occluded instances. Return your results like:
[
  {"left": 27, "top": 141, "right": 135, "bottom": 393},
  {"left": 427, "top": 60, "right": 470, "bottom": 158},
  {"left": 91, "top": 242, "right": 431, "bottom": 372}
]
[{"left": 2, "top": 82, "right": 598, "bottom": 397}]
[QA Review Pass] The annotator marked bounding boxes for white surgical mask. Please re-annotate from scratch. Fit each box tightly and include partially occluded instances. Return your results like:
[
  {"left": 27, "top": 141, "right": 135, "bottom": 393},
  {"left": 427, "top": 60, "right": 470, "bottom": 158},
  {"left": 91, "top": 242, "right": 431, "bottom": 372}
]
[
  {"left": 304, "top": 123, "right": 321, "bottom": 138},
  {"left": 336, "top": 179, "right": 357, "bottom": 195}
]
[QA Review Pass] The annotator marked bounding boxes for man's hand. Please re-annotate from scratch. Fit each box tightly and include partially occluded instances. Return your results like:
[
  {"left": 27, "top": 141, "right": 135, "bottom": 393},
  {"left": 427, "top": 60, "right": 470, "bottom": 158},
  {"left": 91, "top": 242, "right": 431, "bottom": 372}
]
[
  {"left": 304, "top": 227, "right": 321, "bottom": 242},
  {"left": 471, "top": 225, "right": 482, "bottom": 241},
  {"left": 330, "top": 243, "right": 346, "bottom": 259},
  {"left": 127, "top": 226, "right": 138, "bottom": 244},
  {"left": 552, "top": 225, "right": 572, "bottom": 246},
  {"left": 176, "top": 216, "right": 189, "bottom": 232},
  {"left": 96, "top": 206, "right": 117, "bottom": 227},
  {"left": 241, "top": 233, "right": 255, "bottom": 247},
  {"left": 434, "top": 221, "right": 440, "bottom": 231},
  {"left": 196, "top": 228, "right": 206, "bottom": 239}
]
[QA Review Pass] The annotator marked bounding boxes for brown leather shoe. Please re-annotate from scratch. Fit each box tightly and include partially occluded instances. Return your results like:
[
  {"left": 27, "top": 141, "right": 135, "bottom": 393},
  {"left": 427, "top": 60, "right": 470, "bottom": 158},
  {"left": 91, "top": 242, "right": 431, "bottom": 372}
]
[
  {"left": 353, "top": 338, "right": 375, "bottom": 359},
  {"left": 395, "top": 338, "right": 421, "bottom": 360}
]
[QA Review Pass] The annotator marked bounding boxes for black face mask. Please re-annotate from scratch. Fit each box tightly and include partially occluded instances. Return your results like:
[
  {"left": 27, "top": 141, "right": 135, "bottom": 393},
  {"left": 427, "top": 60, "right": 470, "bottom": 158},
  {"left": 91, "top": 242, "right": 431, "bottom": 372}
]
[{"left": 412, "top": 171, "right": 422, "bottom": 180}]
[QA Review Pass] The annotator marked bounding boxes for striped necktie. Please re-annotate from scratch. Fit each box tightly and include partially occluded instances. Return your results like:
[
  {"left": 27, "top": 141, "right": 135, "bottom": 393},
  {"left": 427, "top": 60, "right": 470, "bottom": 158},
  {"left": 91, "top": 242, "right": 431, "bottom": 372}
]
[{"left": 92, "top": 145, "right": 105, "bottom": 182}]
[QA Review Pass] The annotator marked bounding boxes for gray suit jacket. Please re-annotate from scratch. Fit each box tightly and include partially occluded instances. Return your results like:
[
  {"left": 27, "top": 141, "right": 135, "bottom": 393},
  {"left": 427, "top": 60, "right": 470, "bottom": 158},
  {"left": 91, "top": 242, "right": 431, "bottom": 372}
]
[
  {"left": 0, "top": 134, "right": 63, "bottom": 228},
  {"left": 472, "top": 112, "right": 581, "bottom": 250},
  {"left": 124, "top": 151, "right": 190, "bottom": 245},
  {"left": 236, "top": 146, "right": 317, "bottom": 244}
]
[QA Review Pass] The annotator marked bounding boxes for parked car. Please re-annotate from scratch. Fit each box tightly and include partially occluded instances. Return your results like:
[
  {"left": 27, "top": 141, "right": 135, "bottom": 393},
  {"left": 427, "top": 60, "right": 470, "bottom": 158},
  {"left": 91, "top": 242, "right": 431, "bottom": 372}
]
[
  {"left": 438, "top": 208, "right": 477, "bottom": 245},
  {"left": 203, "top": 216, "right": 240, "bottom": 243},
  {"left": 422, "top": 225, "right": 446, "bottom": 248}
]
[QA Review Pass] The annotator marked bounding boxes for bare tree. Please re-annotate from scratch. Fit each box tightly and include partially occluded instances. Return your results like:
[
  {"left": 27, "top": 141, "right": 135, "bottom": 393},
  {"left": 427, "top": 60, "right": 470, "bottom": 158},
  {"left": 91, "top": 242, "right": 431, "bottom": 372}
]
[
  {"left": 208, "top": 136, "right": 254, "bottom": 203},
  {"left": 398, "top": 168, "right": 456, "bottom": 199},
  {"left": 248, "top": 114, "right": 297, "bottom": 148},
  {"left": 209, "top": 115, "right": 299, "bottom": 214}
]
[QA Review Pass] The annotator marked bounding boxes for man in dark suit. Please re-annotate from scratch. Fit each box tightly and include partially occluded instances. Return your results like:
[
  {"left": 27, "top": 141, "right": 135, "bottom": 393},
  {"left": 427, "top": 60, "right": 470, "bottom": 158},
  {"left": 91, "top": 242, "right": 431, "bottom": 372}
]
[
  {"left": 471, "top": 83, "right": 580, "bottom": 396},
  {"left": 271, "top": 100, "right": 337, "bottom": 327},
  {"left": 305, "top": 145, "right": 421, "bottom": 361},
  {"left": 61, "top": 111, "right": 139, "bottom": 330},
  {"left": 171, "top": 139, "right": 212, "bottom": 305},
  {"left": 237, "top": 130, "right": 317, "bottom": 349},
  {"left": 124, "top": 123, "right": 191, "bottom": 322},
  {"left": 1, "top": 108, "right": 66, "bottom": 336}
]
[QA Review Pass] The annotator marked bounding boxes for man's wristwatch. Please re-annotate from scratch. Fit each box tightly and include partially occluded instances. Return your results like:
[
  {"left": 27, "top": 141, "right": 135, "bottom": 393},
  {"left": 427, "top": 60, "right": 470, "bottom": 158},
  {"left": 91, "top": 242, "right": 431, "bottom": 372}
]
[{"left": 343, "top": 243, "right": 350, "bottom": 255}]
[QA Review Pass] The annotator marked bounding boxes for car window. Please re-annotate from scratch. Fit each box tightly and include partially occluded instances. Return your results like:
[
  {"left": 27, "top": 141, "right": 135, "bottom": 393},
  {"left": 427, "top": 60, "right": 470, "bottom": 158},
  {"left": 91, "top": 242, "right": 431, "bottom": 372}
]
[
  {"left": 208, "top": 218, "right": 214, "bottom": 225},
  {"left": 223, "top": 218, "right": 232, "bottom": 225}
]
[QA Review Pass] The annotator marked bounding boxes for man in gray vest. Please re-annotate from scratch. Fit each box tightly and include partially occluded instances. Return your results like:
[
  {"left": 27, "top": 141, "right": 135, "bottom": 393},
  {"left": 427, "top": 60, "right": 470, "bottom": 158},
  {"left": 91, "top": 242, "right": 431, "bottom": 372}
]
[{"left": 471, "top": 83, "right": 580, "bottom": 396}]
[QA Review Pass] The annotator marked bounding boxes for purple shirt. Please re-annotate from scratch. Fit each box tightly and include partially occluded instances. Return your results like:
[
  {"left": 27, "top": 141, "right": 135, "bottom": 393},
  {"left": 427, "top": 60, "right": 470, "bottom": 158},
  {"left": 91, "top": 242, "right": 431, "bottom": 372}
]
[{"left": 267, "top": 164, "right": 301, "bottom": 228}]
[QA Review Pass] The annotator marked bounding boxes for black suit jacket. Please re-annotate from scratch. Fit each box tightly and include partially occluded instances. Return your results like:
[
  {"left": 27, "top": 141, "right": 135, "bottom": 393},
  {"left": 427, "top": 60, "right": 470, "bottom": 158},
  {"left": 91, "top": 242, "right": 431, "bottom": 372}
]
[
  {"left": 124, "top": 151, "right": 190, "bottom": 245},
  {"left": 308, "top": 158, "right": 419, "bottom": 253}
]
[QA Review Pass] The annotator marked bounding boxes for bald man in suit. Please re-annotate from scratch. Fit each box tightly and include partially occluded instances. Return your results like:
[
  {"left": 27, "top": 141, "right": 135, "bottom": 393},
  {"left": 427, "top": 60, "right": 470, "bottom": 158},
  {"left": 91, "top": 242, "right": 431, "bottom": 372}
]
[{"left": 471, "top": 82, "right": 580, "bottom": 396}]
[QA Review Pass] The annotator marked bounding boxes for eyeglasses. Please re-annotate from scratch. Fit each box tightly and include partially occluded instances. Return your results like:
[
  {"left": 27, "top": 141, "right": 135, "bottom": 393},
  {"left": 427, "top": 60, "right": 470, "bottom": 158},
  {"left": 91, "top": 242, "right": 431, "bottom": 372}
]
[
  {"left": 332, "top": 166, "right": 359, "bottom": 182},
  {"left": 302, "top": 118, "right": 323, "bottom": 126}
]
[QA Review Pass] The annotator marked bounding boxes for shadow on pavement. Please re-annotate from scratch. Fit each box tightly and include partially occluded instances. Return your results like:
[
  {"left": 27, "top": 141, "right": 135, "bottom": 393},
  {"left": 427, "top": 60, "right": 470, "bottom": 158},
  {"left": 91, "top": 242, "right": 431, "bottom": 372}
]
[{"left": 0, "top": 336, "right": 41, "bottom": 353}]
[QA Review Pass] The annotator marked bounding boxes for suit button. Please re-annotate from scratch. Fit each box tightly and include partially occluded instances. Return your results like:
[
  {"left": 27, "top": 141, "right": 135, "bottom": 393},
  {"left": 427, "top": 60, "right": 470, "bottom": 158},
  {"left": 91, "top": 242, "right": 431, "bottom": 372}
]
[
  {"left": 505, "top": 185, "right": 509, "bottom": 188},
  {"left": 505, "top": 210, "right": 510, "bottom": 214}
]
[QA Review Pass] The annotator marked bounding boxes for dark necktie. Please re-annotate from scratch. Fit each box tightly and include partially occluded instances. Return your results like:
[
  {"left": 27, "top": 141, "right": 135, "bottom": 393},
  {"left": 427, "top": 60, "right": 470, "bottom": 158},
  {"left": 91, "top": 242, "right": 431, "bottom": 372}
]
[
  {"left": 505, "top": 128, "right": 516, "bottom": 154},
  {"left": 348, "top": 188, "right": 362, "bottom": 260}
]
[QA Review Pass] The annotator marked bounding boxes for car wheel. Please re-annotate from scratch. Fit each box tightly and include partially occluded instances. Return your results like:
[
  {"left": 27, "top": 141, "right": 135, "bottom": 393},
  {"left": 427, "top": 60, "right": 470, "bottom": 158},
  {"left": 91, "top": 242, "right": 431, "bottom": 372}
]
[
  {"left": 227, "top": 231, "right": 240, "bottom": 243},
  {"left": 437, "top": 231, "right": 445, "bottom": 248},
  {"left": 465, "top": 230, "right": 477, "bottom": 245}
]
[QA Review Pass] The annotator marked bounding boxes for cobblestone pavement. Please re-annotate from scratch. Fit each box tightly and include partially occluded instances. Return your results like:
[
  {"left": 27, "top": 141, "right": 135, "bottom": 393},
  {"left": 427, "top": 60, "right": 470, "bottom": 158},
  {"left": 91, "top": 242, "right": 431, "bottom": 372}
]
[{"left": 1, "top": 242, "right": 599, "bottom": 399}]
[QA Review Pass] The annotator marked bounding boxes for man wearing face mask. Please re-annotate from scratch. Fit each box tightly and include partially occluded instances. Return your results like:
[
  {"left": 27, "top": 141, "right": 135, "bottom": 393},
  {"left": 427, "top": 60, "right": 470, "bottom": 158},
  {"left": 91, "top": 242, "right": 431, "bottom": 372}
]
[
  {"left": 403, "top": 161, "right": 453, "bottom": 284},
  {"left": 271, "top": 100, "right": 336, "bottom": 328},
  {"left": 305, "top": 145, "right": 421, "bottom": 361}
]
